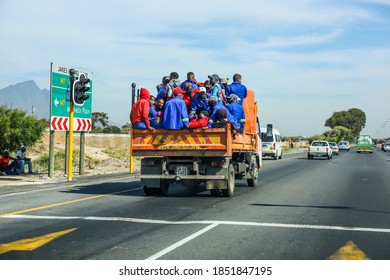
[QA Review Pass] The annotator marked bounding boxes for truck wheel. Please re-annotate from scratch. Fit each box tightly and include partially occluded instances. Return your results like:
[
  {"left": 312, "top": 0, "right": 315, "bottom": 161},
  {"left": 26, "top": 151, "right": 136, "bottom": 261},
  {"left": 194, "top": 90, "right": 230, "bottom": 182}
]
[
  {"left": 279, "top": 152, "right": 283, "bottom": 159},
  {"left": 222, "top": 164, "right": 235, "bottom": 197},
  {"left": 143, "top": 186, "right": 155, "bottom": 196},
  {"left": 247, "top": 155, "right": 259, "bottom": 187},
  {"left": 210, "top": 189, "right": 221, "bottom": 197},
  {"left": 247, "top": 162, "right": 259, "bottom": 187},
  {"left": 157, "top": 179, "right": 170, "bottom": 196}
]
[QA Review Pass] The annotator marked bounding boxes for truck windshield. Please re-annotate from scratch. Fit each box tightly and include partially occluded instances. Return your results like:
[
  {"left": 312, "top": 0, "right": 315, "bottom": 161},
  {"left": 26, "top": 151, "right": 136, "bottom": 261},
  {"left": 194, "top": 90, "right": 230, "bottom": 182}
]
[{"left": 261, "top": 133, "right": 273, "bottom": 142}]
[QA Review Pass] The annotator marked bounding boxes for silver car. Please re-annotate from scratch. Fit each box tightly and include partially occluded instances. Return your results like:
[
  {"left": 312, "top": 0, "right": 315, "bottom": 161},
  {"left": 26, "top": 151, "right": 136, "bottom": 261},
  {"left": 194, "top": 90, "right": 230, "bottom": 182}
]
[
  {"left": 329, "top": 142, "right": 339, "bottom": 155},
  {"left": 383, "top": 142, "right": 390, "bottom": 152},
  {"left": 338, "top": 141, "right": 350, "bottom": 151}
]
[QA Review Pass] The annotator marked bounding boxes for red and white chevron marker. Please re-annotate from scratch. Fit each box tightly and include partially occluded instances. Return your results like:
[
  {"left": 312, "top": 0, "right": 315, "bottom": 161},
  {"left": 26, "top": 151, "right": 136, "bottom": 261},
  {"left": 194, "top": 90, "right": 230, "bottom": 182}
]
[
  {"left": 75, "top": 118, "right": 92, "bottom": 131},
  {"left": 50, "top": 117, "right": 69, "bottom": 131}
]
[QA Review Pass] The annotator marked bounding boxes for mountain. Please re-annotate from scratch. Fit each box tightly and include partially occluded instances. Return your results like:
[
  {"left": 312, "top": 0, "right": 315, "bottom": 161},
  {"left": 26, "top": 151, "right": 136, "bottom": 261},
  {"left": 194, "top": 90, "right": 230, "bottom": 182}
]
[{"left": 0, "top": 80, "right": 50, "bottom": 119}]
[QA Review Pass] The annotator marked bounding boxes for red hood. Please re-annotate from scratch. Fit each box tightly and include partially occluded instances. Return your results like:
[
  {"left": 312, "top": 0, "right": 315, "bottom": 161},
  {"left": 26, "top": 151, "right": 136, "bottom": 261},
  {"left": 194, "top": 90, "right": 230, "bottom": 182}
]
[{"left": 140, "top": 87, "right": 150, "bottom": 100}]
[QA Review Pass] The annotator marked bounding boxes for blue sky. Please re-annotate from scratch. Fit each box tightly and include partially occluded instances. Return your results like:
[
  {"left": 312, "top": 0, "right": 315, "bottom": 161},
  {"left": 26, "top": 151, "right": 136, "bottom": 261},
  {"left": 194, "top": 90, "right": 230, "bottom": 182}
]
[{"left": 1, "top": 0, "right": 389, "bottom": 137}]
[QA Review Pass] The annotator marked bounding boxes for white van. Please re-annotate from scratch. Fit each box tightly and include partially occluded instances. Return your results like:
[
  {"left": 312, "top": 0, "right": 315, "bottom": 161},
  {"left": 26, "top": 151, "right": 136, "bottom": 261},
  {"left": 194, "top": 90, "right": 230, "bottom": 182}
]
[{"left": 261, "top": 126, "right": 283, "bottom": 160}]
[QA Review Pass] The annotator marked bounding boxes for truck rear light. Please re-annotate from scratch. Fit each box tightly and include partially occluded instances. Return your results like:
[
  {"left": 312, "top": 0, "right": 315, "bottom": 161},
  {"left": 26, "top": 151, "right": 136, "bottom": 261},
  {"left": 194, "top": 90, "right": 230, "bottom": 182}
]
[
  {"left": 142, "top": 159, "right": 158, "bottom": 166},
  {"left": 211, "top": 160, "right": 225, "bottom": 167},
  {"left": 326, "top": 147, "right": 329, "bottom": 153},
  {"left": 273, "top": 143, "right": 276, "bottom": 150}
]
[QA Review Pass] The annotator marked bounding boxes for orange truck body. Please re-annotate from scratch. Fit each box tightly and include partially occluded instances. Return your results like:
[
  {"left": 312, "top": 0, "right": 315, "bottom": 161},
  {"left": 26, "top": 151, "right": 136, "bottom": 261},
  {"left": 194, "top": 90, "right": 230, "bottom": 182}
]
[{"left": 131, "top": 90, "right": 261, "bottom": 197}]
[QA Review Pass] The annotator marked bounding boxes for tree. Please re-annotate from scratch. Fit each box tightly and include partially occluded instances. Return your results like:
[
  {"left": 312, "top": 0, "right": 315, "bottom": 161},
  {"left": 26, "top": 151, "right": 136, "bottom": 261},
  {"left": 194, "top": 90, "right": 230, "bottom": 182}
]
[
  {"left": 0, "top": 105, "right": 47, "bottom": 152},
  {"left": 325, "top": 108, "right": 366, "bottom": 138},
  {"left": 92, "top": 112, "right": 109, "bottom": 130},
  {"left": 103, "top": 125, "right": 121, "bottom": 134}
]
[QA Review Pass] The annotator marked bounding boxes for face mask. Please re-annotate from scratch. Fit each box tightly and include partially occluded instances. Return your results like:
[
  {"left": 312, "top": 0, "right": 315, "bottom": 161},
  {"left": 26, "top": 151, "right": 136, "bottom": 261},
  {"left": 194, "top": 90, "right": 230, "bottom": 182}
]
[{"left": 149, "top": 100, "right": 155, "bottom": 106}]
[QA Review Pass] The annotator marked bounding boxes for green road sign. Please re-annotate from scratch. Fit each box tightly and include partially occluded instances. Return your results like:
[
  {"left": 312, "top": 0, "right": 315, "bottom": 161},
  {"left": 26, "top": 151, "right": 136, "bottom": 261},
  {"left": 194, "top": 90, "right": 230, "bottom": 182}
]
[{"left": 50, "top": 63, "right": 93, "bottom": 131}]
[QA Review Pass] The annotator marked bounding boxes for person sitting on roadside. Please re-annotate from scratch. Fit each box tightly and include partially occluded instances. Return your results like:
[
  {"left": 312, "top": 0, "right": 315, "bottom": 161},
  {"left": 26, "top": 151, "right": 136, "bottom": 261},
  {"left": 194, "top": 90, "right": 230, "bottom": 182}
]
[
  {"left": 189, "top": 87, "right": 210, "bottom": 119},
  {"left": 0, "top": 150, "right": 20, "bottom": 175},
  {"left": 16, "top": 146, "right": 33, "bottom": 174},
  {"left": 189, "top": 110, "right": 209, "bottom": 129},
  {"left": 162, "top": 87, "right": 189, "bottom": 130},
  {"left": 205, "top": 96, "right": 239, "bottom": 130},
  {"left": 226, "top": 94, "right": 246, "bottom": 132},
  {"left": 130, "top": 87, "right": 155, "bottom": 131}
]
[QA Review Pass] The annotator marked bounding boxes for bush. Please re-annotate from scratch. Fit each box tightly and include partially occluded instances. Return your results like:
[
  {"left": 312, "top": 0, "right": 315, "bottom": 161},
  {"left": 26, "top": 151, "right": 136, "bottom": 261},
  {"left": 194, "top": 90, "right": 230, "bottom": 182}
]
[{"left": 0, "top": 105, "right": 48, "bottom": 152}]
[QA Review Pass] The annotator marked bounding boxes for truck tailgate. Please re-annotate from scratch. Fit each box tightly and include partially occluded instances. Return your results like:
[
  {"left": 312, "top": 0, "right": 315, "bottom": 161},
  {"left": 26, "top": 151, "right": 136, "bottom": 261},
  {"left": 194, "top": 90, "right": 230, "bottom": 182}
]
[{"left": 131, "top": 127, "right": 231, "bottom": 157}]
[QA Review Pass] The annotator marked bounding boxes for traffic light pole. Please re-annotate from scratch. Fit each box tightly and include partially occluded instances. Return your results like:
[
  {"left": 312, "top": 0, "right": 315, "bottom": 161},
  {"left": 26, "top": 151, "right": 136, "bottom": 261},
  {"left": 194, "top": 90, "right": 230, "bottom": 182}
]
[
  {"left": 129, "top": 83, "right": 136, "bottom": 173},
  {"left": 67, "top": 70, "right": 75, "bottom": 182}
]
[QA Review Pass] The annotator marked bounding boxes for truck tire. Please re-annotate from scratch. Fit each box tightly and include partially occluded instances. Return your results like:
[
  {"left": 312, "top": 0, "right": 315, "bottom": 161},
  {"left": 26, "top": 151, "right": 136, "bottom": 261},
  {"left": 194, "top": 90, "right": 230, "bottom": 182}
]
[
  {"left": 279, "top": 152, "right": 283, "bottom": 159},
  {"left": 247, "top": 157, "right": 259, "bottom": 187},
  {"left": 157, "top": 179, "right": 170, "bottom": 196},
  {"left": 222, "top": 164, "right": 235, "bottom": 197},
  {"left": 143, "top": 186, "right": 155, "bottom": 196},
  {"left": 210, "top": 189, "right": 221, "bottom": 197}
]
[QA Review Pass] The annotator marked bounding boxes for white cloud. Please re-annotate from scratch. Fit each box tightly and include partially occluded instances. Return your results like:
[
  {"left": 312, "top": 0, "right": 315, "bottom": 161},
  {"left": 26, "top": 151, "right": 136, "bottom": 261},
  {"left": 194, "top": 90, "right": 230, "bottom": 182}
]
[{"left": 0, "top": 0, "right": 389, "bottom": 136}]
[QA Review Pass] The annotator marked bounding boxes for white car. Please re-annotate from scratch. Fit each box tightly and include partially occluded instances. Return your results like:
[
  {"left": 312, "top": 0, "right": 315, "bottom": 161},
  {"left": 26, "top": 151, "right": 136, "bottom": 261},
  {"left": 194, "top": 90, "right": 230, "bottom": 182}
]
[
  {"left": 308, "top": 140, "right": 332, "bottom": 160},
  {"left": 338, "top": 141, "right": 350, "bottom": 151},
  {"left": 383, "top": 142, "right": 390, "bottom": 152},
  {"left": 261, "top": 127, "right": 283, "bottom": 160},
  {"left": 329, "top": 142, "right": 339, "bottom": 155}
]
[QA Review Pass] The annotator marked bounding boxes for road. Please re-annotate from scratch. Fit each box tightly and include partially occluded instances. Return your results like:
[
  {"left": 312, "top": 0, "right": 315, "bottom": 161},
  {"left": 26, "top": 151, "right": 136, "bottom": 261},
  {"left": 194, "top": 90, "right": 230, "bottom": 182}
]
[{"left": 1, "top": 148, "right": 389, "bottom": 260}]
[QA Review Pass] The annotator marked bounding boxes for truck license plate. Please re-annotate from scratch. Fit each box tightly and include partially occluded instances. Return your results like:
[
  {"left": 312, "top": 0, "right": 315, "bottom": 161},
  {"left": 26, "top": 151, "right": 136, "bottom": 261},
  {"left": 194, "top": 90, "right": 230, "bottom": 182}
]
[{"left": 176, "top": 166, "right": 188, "bottom": 175}]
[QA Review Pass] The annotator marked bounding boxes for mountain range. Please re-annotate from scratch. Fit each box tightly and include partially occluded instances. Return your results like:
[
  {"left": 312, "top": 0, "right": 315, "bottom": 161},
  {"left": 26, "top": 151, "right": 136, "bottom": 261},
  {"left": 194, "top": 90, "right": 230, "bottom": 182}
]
[{"left": 0, "top": 80, "right": 50, "bottom": 119}]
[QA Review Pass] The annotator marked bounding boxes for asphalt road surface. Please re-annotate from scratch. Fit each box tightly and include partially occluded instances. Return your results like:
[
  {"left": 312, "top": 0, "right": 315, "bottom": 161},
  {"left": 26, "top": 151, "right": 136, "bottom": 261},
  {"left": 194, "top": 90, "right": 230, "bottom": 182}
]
[{"left": 1, "top": 148, "right": 389, "bottom": 260}]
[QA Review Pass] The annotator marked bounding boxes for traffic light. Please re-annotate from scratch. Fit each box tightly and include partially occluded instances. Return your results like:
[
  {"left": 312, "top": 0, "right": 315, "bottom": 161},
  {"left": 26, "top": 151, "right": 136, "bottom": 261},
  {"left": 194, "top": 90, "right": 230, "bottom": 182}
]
[{"left": 72, "top": 72, "right": 90, "bottom": 106}]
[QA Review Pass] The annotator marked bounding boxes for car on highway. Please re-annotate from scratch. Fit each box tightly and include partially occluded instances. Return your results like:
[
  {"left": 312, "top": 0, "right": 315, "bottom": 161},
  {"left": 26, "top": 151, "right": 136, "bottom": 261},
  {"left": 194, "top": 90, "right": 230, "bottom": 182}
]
[
  {"left": 383, "top": 142, "right": 390, "bottom": 152},
  {"left": 308, "top": 140, "right": 332, "bottom": 160},
  {"left": 338, "top": 141, "right": 350, "bottom": 151},
  {"left": 329, "top": 142, "right": 339, "bottom": 155},
  {"left": 261, "top": 127, "right": 283, "bottom": 160}
]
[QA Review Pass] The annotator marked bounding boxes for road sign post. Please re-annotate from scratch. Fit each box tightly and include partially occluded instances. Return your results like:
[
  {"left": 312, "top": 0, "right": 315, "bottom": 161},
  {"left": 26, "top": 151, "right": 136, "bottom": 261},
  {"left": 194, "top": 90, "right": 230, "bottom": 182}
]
[{"left": 49, "top": 63, "right": 93, "bottom": 178}]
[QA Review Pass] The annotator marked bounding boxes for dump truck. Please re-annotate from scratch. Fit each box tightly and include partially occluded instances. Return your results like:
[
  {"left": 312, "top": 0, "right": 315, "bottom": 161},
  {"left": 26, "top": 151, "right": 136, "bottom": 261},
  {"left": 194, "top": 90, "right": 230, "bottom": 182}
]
[
  {"left": 356, "top": 134, "right": 374, "bottom": 153},
  {"left": 130, "top": 90, "right": 262, "bottom": 197}
]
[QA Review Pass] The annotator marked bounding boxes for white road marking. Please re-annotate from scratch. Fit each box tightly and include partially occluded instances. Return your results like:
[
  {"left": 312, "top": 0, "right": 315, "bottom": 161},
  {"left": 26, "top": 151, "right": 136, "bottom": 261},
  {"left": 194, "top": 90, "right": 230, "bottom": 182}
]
[
  {"left": 145, "top": 223, "right": 219, "bottom": 260},
  {"left": 4, "top": 214, "right": 390, "bottom": 233},
  {"left": 3, "top": 214, "right": 390, "bottom": 259}
]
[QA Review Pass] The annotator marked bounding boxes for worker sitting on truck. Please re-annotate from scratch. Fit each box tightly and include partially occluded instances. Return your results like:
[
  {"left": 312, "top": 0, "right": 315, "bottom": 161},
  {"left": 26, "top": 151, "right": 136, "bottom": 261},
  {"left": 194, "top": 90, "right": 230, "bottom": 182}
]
[
  {"left": 226, "top": 73, "right": 247, "bottom": 106},
  {"left": 183, "top": 82, "right": 197, "bottom": 112},
  {"left": 189, "top": 110, "right": 209, "bottom": 129},
  {"left": 189, "top": 86, "right": 210, "bottom": 119},
  {"left": 208, "top": 74, "right": 227, "bottom": 103},
  {"left": 130, "top": 87, "right": 155, "bottom": 131},
  {"left": 162, "top": 87, "right": 189, "bottom": 130},
  {"left": 226, "top": 94, "right": 246, "bottom": 132},
  {"left": 149, "top": 98, "right": 165, "bottom": 128},
  {"left": 206, "top": 96, "right": 239, "bottom": 130},
  {"left": 157, "top": 76, "right": 172, "bottom": 101},
  {"left": 180, "top": 72, "right": 199, "bottom": 91}
]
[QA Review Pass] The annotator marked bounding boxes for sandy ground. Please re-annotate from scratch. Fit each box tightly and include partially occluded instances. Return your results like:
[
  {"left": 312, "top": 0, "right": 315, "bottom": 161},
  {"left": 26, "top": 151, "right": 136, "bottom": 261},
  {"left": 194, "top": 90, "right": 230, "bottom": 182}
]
[{"left": 0, "top": 145, "right": 139, "bottom": 186}]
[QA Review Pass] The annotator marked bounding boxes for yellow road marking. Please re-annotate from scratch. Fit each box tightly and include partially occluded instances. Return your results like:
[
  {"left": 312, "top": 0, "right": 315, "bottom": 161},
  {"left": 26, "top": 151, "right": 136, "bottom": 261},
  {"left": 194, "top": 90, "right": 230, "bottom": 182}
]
[
  {"left": 0, "top": 228, "right": 76, "bottom": 255},
  {"left": 0, "top": 188, "right": 133, "bottom": 217},
  {"left": 328, "top": 241, "right": 370, "bottom": 260}
]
